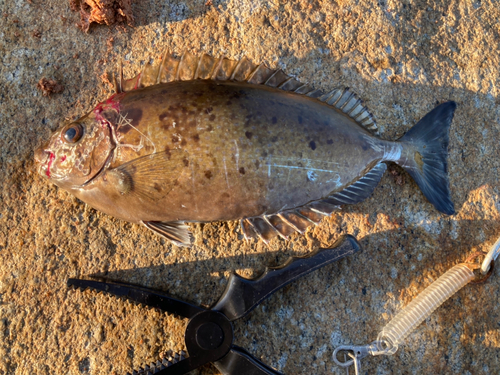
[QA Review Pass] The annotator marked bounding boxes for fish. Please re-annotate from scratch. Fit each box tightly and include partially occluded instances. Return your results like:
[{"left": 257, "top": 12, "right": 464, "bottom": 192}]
[{"left": 34, "top": 51, "right": 457, "bottom": 246}]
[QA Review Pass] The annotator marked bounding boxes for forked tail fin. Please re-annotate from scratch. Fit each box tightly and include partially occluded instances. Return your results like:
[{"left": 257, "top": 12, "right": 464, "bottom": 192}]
[{"left": 397, "top": 101, "right": 457, "bottom": 215}]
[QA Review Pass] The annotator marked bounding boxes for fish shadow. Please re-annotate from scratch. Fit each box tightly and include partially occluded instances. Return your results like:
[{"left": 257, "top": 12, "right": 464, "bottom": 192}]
[
  {"left": 81, "top": 219, "right": 500, "bottom": 374},
  {"left": 89, "top": 219, "right": 499, "bottom": 311}
]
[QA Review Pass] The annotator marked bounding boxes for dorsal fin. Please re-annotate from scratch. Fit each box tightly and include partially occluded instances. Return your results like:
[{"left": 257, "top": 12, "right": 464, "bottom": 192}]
[
  {"left": 114, "top": 51, "right": 378, "bottom": 134},
  {"left": 240, "top": 163, "right": 387, "bottom": 243}
]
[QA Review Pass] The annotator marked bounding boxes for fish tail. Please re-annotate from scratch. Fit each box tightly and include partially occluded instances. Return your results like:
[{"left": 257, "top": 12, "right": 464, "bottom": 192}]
[{"left": 396, "top": 101, "right": 457, "bottom": 215}]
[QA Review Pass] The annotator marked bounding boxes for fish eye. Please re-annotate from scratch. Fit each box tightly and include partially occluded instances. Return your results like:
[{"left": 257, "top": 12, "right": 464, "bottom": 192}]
[{"left": 62, "top": 123, "right": 83, "bottom": 143}]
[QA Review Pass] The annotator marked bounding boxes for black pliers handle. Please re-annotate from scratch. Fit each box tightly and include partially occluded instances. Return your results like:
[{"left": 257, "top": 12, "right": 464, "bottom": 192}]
[{"left": 68, "top": 235, "right": 361, "bottom": 375}]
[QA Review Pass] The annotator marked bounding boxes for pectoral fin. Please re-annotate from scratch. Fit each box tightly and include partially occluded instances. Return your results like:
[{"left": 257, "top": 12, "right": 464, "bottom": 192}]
[
  {"left": 142, "top": 221, "right": 193, "bottom": 247},
  {"left": 108, "top": 151, "right": 190, "bottom": 201}
]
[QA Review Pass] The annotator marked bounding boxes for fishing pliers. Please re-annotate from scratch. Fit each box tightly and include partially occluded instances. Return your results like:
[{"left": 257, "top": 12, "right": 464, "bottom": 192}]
[{"left": 67, "top": 235, "right": 361, "bottom": 375}]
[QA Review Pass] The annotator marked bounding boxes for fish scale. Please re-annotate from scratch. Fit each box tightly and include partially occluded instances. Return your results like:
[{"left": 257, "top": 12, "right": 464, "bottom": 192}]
[{"left": 35, "top": 51, "right": 457, "bottom": 246}]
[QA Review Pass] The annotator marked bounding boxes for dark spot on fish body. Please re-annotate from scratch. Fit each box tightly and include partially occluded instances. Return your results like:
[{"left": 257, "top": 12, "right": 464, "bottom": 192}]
[
  {"left": 204, "top": 170, "right": 212, "bottom": 179},
  {"left": 153, "top": 183, "right": 162, "bottom": 192},
  {"left": 327, "top": 139, "right": 333, "bottom": 145},
  {"left": 207, "top": 124, "right": 213, "bottom": 132},
  {"left": 239, "top": 167, "right": 245, "bottom": 175},
  {"left": 271, "top": 136, "right": 278, "bottom": 142},
  {"left": 261, "top": 151, "right": 268, "bottom": 158},
  {"left": 255, "top": 160, "right": 260, "bottom": 169},
  {"left": 127, "top": 108, "right": 143, "bottom": 127},
  {"left": 183, "top": 158, "right": 189, "bottom": 167},
  {"left": 101, "top": 109, "right": 118, "bottom": 125},
  {"left": 164, "top": 147, "right": 171, "bottom": 159},
  {"left": 298, "top": 115, "right": 303, "bottom": 124},
  {"left": 209, "top": 114, "right": 216, "bottom": 121},
  {"left": 271, "top": 116, "right": 277, "bottom": 124},
  {"left": 192, "top": 134, "right": 200, "bottom": 142},
  {"left": 181, "top": 139, "right": 187, "bottom": 147},
  {"left": 159, "top": 112, "right": 169, "bottom": 122},
  {"left": 245, "top": 131, "right": 253, "bottom": 139},
  {"left": 309, "top": 141, "right": 317, "bottom": 150}
]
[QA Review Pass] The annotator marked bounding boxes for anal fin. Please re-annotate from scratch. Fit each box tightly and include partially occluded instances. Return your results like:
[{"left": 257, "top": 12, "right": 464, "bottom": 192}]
[
  {"left": 239, "top": 165, "right": 387, "bottom": 245},
  {"left": 326, "top": 163, "right": 387, "bottom": 206},
  {"left": 142, "top": 221, "right": 193, "bottom": 247}
]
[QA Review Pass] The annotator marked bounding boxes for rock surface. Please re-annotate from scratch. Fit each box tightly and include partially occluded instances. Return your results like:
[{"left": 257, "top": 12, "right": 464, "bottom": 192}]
[{"left": 1, "top": 0, "right": 499, "bottom": 374}]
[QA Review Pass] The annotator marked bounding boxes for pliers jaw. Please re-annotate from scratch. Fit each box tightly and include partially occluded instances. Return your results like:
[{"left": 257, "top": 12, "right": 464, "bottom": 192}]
[{"left": 68, "top": 235, "right": 361, "bottom": 375}]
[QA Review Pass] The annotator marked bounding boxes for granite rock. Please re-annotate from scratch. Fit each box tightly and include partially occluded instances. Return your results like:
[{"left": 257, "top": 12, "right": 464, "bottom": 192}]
[{"left": 0, "top": 0, "right": 499, "bottom": 374}]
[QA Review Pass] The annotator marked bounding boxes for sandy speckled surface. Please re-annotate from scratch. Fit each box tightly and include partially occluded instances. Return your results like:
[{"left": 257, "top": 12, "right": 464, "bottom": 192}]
[{"left": 1, "top": 0, "right": 500, "bottom": 374}]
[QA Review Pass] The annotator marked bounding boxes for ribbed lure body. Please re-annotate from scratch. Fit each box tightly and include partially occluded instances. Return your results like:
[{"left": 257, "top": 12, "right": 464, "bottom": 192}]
[{"left": 377, "top": 263, "right": 475, "bottom": 354}]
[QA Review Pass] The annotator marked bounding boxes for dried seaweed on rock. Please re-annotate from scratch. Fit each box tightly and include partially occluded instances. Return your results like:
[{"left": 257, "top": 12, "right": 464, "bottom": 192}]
[
  {"left": 69, "top": 0, "right": 134, "bottom": 33},
  {"left": 37, "top": 78, "right": 64, "bottom": 97}
]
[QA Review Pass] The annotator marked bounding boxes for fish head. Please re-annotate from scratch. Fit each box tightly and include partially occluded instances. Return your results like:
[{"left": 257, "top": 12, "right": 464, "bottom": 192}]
[{"left": 35, "top": 113, "right": 113, "bottom": 189}]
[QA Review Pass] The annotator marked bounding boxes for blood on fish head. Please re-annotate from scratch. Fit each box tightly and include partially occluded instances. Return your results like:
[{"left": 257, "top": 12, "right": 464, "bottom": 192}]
[{"left": 35, "top": 112, "right": 114, "bottom": 189}]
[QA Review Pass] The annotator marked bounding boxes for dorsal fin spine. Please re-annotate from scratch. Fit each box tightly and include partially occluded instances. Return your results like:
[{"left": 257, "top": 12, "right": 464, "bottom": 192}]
[
  {"left": 118, "top": 61, "right": 124, "bottom": 92},
  {"left": 113, "top": 73, "right": 120, "bottom": 94},
  {"left": 318, "top": 90, "right": 335, "bottom": 102},
  {"left": 264, "top": 69, "right": 281, "bottom": 85},
  {"left": 193, "top": 54, "right": 204, "bottom": 80},
  {"left": 294, "top": 84, "right": 308, "bottom": 93},
  {"left": 246, "top": 64, "right": 263, "bottom": 82},
  {"left": 230, "top": 57, "right": 245, "bottom": 81},
  {"left": 210, "top": 56, "right": 224, "bottom": 80},
  {"left": 328, "top": 90, "right": 344, "bottom": 106},
  {"left": 175, "top": 52, "right": 186, "bottom": 81},
  {"left": 212, "top": 56, "right": 223, "bottom": 79},
  {"left": 277, "top": 76, "right": 293, "bottom": 89},
  {"left": 157, "top": 50, "right": 167, "bottom": 84}
]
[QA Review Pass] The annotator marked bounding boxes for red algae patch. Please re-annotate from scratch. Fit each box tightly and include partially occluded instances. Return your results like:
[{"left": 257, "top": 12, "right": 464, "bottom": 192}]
[
  {"left": 37, "top": 77, "right": 64, "bottom": 97},
  {"left": 69, "top": 0, "right": 134, "bottom": 33}
]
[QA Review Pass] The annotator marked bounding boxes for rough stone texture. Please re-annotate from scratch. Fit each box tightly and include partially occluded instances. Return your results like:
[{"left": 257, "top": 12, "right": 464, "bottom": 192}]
[{"left": 1, "top": 1, "right": 500, "bottom": 374}]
